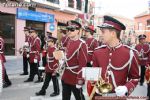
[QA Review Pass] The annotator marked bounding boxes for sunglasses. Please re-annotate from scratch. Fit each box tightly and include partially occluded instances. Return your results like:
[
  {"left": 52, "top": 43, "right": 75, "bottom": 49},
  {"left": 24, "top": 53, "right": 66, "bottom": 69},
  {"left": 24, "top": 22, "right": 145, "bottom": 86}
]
[
  {"left": 68, "top": 28, "right": 76, "bottom": 32},
  {"left": 29, "top": 31, "right": 35, "bottom": 33}
]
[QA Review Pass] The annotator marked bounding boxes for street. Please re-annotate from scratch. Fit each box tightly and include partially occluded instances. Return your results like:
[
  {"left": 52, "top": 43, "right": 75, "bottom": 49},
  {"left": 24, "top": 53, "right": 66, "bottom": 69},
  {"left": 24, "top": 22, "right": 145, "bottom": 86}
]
[{"left": 0, "top": 56, "right": 148, "bottom": 100}]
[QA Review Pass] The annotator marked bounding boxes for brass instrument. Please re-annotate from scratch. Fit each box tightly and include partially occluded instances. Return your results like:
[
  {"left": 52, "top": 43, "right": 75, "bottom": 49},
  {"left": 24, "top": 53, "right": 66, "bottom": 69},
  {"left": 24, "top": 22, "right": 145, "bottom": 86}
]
[{"left": 89, "top": 77, "right": 113, "bottom": 100}]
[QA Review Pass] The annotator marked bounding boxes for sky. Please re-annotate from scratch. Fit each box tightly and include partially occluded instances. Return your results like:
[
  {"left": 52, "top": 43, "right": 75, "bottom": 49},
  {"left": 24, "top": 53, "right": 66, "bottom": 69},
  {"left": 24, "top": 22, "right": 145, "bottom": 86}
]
[{"left": 94, "top": 0, "right": 149, "bottom": 19}]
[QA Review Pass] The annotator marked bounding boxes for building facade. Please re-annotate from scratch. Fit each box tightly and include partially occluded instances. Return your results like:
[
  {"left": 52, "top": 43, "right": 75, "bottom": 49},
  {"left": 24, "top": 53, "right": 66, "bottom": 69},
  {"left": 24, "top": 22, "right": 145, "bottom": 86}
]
[
  {"left": 0, "top": 0, "right": 87, "bottom": 55},
  {"left": 134, "top": 11, "right": 150, "bottom": 43}
]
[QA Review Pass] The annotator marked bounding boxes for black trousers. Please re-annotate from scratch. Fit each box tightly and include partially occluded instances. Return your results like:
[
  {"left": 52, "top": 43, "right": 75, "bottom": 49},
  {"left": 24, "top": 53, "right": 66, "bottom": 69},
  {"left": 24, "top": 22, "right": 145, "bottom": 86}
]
[
  {"left": 62, "top": 81, "right": 85, "bottom": 100},
  {"left": 42, "top": 56, "right": 47, "bottom": 67},
  {"left": 23, "top": 56, "right": 29, "bottom": 74},
  {"left": 28, "top": 62, "right": 40, "bottom": 81},
  {"left": 147, "top": 84, "right": 150, "bottom": 100},
  {"left": 140, "top": 65, "right": 146, "bottom": 84},
  {"left": 41, "top": 72, "right": 59, "bottom": 93},
  {"left": 4, "top": 68, "right": 11, "bottom": 84}
]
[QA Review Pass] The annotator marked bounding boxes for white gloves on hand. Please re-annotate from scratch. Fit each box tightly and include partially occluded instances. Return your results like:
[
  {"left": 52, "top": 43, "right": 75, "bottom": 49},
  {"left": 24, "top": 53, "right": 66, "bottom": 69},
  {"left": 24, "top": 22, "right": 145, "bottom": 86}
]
[
  {"left": 27, "top": 54, "right": 29, "bottom": 58},
  {"left": 34, "top": 59, "right": 38, "bottom": 63},
  {"left": 115, "top": 86, "right": 128, "bottom": 96},
  {"left": 76, "top": 84, "right": 82, "bottom": 89}
]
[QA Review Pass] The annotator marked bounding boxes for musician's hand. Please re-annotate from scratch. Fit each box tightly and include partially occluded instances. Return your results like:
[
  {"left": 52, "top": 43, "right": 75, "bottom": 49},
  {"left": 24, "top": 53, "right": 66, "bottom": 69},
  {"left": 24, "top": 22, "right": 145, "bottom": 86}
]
[
  {"left": 27, "top": 54, "right": 29, "bottom": 58},
  {"left": 76, "top": 84, "right": 82, "bottom": 89},
  {"left": 34, "top": 59, "right": 38, "bottom": 63},
  {"left": 52, "top": 72, "right": 56, "bottom": 76},
  {"left": 115, "top": 86, "right": 128, "bottom": 96}
]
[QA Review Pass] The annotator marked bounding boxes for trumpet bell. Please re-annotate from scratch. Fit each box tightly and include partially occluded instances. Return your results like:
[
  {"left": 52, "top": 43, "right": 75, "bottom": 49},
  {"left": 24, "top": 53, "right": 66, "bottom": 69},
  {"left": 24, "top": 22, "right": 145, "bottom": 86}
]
[{"left": 98, "top": 83, "right": 113, "bottom": 94}]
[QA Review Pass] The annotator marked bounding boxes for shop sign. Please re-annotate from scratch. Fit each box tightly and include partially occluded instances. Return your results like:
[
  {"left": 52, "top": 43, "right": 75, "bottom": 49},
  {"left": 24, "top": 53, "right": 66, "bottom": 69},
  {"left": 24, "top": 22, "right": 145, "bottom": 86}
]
[
  {"left": 49, "top": 24, "right": 55, "bottom": 31},
  {"left": 17, "top": 8, "right": 54, "bottom": 23}
]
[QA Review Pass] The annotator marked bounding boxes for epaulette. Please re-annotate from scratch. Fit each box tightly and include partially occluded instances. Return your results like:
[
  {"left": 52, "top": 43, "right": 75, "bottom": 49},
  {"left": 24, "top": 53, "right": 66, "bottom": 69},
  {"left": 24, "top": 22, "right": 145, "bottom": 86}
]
[
  {"left": 95, "top": 45, "right": 107, "bottom": 50},
  {"left": 79, "top": 38, "right": 85, "bottom": 43},
  {"left": 123, "top": 45, "right": 139, "bottom": 53}
]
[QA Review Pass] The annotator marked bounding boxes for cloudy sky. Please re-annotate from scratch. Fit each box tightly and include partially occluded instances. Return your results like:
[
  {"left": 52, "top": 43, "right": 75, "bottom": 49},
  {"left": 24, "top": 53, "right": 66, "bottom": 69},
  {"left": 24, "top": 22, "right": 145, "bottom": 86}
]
[{"left": 95, "top": 0, "right": 149, "bottom": 19}]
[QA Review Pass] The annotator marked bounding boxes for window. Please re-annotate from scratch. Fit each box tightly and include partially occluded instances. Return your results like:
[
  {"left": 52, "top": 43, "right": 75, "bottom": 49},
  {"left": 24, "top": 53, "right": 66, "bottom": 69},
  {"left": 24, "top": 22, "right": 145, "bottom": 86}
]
[
  {"left": 0, "top": 13, "right": 15, "bottom": 55},
  {"left": 28, "top": 7, "right": 36, "bottom": 11},
  {"left": 147, "top": 19, "right": 150, "bottom": 30},
  {"left": 47, "top": 0, "right": 59, "bottom": 4},
  {"left": 76, "top": 0, "right": 81, "bottom": 10},
  {"left": 85, "top": 0, "right": 88, "bottom": 13},
  {"left": 68, "top": 0, "right": 74, "bottom": 8},
  {"left": 138, "top": 23, "right": 143, "bottom": 30}
]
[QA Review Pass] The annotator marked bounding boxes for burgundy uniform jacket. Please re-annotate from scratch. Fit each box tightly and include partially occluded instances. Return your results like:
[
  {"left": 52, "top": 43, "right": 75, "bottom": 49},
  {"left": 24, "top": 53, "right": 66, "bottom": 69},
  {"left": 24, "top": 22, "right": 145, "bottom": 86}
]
[
  {"left": 92, "top": 44, "right": 140, "bottom": 95},
  {"left": 61, "top": 39, "right": 88, "bottom": 85},
  {"left": 23, "top": 35, "right": 31, "bottom": 57},
  {"left": 61, "top": 36, "right": 70, "bottom": 49},
  {"left": 0, "top": 37, "right": 6, "bottom": 62},
  {"left": 85, "top": 38, "right": 98, "bottom": 63},
  {"left": 29, "top": 36, "right": 41, "bottom": 63},
  {"left": 45, "top": 46, "right": 59, "bottom": 73},
  {"left": 135, "top": 43, "right": 150, "bottom": 65}
]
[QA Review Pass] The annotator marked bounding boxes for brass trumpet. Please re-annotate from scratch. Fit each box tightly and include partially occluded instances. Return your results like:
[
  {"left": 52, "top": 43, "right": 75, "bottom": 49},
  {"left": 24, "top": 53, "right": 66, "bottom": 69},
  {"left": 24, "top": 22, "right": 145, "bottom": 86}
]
[
  {"left": 96, "top": 78, "right": 113, "bottom": 94},
  {"left": 89, "top": 77, "right": 113, "bottom": 100}
]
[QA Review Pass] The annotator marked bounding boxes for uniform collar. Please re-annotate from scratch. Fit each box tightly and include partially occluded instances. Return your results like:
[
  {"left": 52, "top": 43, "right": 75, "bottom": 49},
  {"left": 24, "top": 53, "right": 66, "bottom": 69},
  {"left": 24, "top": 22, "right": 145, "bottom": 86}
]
[{"left": 107, "top": 43, "right": 122, "bottom": 51}]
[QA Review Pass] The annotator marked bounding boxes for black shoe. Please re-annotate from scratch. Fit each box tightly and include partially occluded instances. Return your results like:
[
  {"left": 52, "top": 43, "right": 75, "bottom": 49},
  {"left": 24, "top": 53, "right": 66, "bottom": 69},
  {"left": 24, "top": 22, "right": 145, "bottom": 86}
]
[
  {"left": 3, "top": 82, "right": 12, "bottom": 88},
  {"left": 24, "top": 79, "right": 33, "bottom": 82},
  {"left": 20, "top": 73, "right": 28, "bottom": 75},
  {"left": 140, "top": 83, "right": 143, "bottom": 86},
  {"left": 50, "top": 92, "right": 59, "bottom": 97},
  {"left": 34, "top": 78, "right": 43, "bottom": 83},
  {"left": 35, "top": 90, "right": 46, "bottom": 96}
]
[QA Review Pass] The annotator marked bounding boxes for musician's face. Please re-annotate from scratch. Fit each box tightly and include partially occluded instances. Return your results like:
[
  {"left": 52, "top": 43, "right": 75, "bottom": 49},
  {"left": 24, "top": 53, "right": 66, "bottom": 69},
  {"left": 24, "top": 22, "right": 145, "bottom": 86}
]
[
  {"left": 67, "top": 29, "right": 79, "bottom": 38},
  {"left": 24, "top": 31, "right": 29, "bottom": 35},
  {"left": 48, "top": 41, "right": 54, "bottom": 46},
  {"left": 139, "top": 39, "right": 146, "bottom": 44},
  {"left": 100, "top": 28, "right": 114, "bottom": 44}
]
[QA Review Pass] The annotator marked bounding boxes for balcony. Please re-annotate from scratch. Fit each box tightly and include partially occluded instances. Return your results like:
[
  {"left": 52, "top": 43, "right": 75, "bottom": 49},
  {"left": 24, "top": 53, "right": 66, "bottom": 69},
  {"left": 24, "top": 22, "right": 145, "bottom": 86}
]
[{"left": 31, "top": 0, "right": 83, "bottom": 14}]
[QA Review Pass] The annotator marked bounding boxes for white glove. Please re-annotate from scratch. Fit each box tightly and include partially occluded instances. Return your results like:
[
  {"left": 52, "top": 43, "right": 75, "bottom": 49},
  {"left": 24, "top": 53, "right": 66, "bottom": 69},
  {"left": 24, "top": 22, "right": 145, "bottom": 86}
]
[
  {"left": 34, "top": 59, "right": 38, "bottom": 63},
  {"left": 115, "top": 86, "right": 128, "bottom": 96},
  {"left": 27, "top": 54, "right": 29, "bottom": 58},
  {"left": 76, "top": 84, "right": 82, "bottom": 89},
  {"left": 24, "top": 42, "right": 29, "bottom": 47}
]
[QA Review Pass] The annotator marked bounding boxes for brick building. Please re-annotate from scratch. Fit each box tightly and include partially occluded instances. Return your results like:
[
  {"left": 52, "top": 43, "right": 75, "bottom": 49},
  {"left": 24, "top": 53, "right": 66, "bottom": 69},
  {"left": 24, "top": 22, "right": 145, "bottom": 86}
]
[{"left": 134, "top": 11, "right": 150, "bottom": 42}]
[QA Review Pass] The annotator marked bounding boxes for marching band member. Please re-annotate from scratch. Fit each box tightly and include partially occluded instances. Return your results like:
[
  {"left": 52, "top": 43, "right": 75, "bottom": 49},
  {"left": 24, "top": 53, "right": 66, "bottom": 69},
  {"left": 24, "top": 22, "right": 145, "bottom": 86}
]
[
  {"left": 20, "top": 27, "right": 31, "bottom": 75},
  {"left": 135, "top": 34, "right": 150, "bottom": 86},
  {"left": 91, "top": 16, "right": 140, "bottom": 98},
  {"left": 36, "top": 36, "right": 60, "bottom": 96},
  {"left": 24, "top": 28, "right": 41, "bottom": 82},
  {"left": 61, "top": 20, "right": 88, "bottom": 100},
  {"left": 41, "top": 32, "right": 52, "bottom": 68},
  {"left": 84, "top": 25, "right": 98, "bottom": 67},
  {"left": 0, "top": 35, "right": 11, "bottom": 88}
]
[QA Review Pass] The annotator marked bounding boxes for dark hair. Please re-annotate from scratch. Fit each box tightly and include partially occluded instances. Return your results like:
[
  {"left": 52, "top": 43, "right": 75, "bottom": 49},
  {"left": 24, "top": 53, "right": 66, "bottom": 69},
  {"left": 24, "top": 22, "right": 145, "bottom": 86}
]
[{"left": 109, "top": 28, "right": 121, "bottom": 40}]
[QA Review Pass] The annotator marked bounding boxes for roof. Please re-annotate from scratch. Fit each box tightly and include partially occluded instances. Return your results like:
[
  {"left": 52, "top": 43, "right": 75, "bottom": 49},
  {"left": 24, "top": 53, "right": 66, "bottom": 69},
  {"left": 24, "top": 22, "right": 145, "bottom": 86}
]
[{"left": 134, "top": 11, "right": 149, "bottom": 18}]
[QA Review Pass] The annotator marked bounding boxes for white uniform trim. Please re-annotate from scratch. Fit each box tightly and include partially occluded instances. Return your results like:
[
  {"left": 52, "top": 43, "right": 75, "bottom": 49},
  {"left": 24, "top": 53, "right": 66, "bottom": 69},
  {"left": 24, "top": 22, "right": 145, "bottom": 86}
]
[
  {"left": 95, "top": 45, "right": 107, "bottom": 50},
  {"left": 65, "top": 40, "right": 86, "bottom": 74},
  {"left": 107, "top": 45, "right": 134, "bottom": 88},
  {"left": 88, "top": 38, "right": 96, "bottom": 49}
]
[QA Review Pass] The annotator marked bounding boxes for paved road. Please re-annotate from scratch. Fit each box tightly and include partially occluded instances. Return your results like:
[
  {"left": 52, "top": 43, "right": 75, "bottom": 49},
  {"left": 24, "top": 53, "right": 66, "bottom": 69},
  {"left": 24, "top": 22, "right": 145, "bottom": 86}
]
[{"left": 0, "top": 56, "right": 148, "bottom": 100}]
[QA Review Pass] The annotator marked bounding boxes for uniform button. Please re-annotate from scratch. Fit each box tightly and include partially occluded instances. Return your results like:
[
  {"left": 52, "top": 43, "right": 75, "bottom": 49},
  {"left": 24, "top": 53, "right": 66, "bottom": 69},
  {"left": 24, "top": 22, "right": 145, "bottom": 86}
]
[
  {"left": 109, "top": 59, "right": 111, "bottom": 62},
  {"left": 109, "top": 53, "right": 112, "bottom": 56}
]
